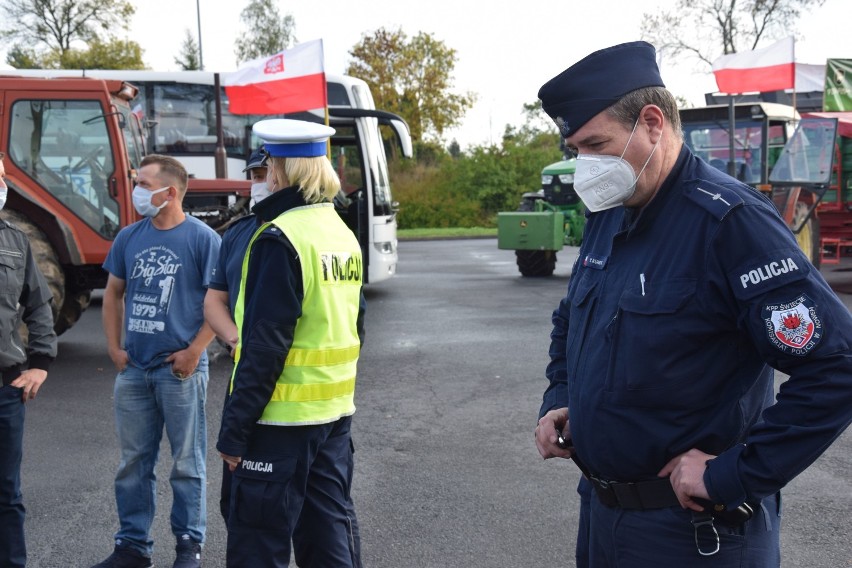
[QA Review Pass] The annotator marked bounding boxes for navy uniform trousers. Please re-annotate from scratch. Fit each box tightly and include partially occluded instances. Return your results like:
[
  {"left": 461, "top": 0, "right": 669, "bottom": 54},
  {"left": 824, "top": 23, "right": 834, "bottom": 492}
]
[
  {"left": 574, "top": 478, "right": 781, "bottom": 567},
  {"left": 225, "top": 416, "right": 361, "bottom": 568}
]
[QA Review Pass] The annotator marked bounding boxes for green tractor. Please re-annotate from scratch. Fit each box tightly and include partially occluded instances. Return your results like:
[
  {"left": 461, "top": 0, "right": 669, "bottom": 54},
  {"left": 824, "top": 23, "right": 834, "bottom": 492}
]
[{"left": 497, "top": 158, "right": 586, "bottom": 276}]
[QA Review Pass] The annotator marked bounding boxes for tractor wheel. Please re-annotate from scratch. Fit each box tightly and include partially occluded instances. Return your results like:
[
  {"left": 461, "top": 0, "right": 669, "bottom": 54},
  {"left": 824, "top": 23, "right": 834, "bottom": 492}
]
[
  {"left": 516, "top": 250, "right": 557, "bottom": 277},
  {"left": 54, "top": 287, "right": 92, "bottom": 336},
  {"left": 0, "top": 210, "right": 68, "bottom": 334},
  {"left": 793, "top": 201, "right": 821, "bottom": 270}
]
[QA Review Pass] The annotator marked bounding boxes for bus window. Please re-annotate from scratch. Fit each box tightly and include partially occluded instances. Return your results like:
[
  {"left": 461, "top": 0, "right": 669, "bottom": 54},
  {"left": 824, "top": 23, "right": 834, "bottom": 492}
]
[{"left": 149, "top": 83, "right": 245, "bottom": 156}]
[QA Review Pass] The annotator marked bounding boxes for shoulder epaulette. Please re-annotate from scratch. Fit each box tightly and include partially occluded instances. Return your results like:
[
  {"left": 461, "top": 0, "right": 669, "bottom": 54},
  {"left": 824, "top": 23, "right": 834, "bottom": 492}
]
[{"left": 683, "top": 180, "right": 744, "bottom": 221}]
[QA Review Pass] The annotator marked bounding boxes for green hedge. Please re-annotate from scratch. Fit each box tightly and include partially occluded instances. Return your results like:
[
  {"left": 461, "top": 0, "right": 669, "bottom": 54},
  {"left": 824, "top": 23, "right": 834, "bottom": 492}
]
[{"left": 390, "top": 133, "right": 562, "bottom": 229}]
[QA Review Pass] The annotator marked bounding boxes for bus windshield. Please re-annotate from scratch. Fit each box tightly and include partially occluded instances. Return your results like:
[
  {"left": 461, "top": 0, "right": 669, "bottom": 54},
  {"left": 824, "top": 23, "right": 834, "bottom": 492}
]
[{"left": 134, "top": 83, "right": 261, "bottom": 160}]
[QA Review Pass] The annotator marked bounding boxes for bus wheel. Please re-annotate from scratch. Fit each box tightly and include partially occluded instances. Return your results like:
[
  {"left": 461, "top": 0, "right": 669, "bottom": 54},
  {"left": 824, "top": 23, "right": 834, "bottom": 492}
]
[
  {"left": 793, "top": 201, "right": 820, "bottom": 270},
  {"left": 516, "top": 250, "right": 557, "bottom": 277}
]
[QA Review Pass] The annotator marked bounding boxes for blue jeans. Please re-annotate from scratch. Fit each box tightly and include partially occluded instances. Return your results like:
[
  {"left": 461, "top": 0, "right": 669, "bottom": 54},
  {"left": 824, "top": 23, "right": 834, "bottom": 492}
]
[
  {"left": 0, "top": 385, "right": 25, "bottom": 568},
  {"left": 112, "top": 362, "right": 208, "bottom": 556}
]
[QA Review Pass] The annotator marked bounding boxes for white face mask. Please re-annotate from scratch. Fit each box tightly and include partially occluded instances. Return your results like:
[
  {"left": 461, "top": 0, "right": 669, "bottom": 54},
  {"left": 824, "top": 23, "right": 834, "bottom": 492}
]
[
  {"left": 573, "top": 120, "right": 660, "bottom": 212},
  {"left": 0, "top": 182, "right": 7, "bottom": 211},
  {"left": 250, "top": 182, "right": 272, "bottom": 204},
  {"left": 132, "top": 185, "right": 169, "bottom": 217}
]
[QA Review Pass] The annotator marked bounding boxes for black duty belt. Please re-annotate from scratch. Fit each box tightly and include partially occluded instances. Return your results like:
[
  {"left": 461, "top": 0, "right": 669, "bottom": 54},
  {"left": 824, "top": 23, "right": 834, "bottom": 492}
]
[
  {"left": 586, "top": 474, "right": 681, "bottom": 509},
  {"left": 569, "top": 449, "right": 756, "bottom": 525}
]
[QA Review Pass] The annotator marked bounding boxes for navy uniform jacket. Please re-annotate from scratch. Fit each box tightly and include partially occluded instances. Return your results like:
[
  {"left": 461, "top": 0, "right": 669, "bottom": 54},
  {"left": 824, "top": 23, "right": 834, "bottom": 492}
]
[
  {"left": 217, "top": 187, "right": 366, "bottom": 458},
  {"left": 209, "top": 213, "right": 259, "bottom": 315},
  {"left": 540, "top": 145, "right": 852, "bottom": 510}
]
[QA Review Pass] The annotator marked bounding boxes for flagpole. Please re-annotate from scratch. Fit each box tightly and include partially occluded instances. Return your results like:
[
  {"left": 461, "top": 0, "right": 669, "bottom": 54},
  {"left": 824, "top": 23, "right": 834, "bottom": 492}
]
[
  {"left": 196, "top": 0, "right": 204, "bottom": 70},
  {"left": 214, "top": 72, "right": 227, "bottom": 178},
  {"left": 791, "top": 37, "right": 797, "bottom": 120},
  {"left": 728, "top": 95, "right": 736, "bottom": 178},
  {"left": 325, "top": 106, "right": 331, "bottom": 160}
]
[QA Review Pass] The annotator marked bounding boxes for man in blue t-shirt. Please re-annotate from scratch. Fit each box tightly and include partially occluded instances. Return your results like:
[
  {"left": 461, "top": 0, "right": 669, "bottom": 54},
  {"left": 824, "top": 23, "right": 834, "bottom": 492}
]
[{"left": 95, "top": 154, "right": 220, "bottom": 568}]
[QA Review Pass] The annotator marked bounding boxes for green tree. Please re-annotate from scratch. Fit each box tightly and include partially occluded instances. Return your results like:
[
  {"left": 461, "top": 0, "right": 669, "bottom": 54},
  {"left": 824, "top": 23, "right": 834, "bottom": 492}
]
[
  {"left": 234, "top": 0, "right": 296, "bottom": 64},
  {"left": 53, "top": 38, "right": 145, "bottom": 69},
  {"left": 5, "top": 45, "right": 41, "bottom": 69},
  {"left": 175, "top": 29, "right": 202, "bottom": 71},
  {"left": 521, "top": 100, "right": 555, "bottom": 134},
  {"left": 0, "top": 0, "right": 135, "bottom": 62},
  {"left": 346, "top": 27, "right": 476, "bottom": 141},
  {"left": 641, "top": 0, "right": 826, "bottom": 66},
  {"left": 5, "top": 38, "right": 145, "bottom": 69},
  {"left": 447, "top": 139, "right": 461, "bottom": 158},
  {"left": 391, "top": 101, "right": 562, "bottom": 229}
]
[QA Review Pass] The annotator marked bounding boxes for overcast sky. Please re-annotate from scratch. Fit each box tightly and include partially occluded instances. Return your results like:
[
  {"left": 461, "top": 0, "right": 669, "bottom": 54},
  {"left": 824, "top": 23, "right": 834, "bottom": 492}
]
[{"left": 2, "top": 0, "right": 848, "bottom": 147}]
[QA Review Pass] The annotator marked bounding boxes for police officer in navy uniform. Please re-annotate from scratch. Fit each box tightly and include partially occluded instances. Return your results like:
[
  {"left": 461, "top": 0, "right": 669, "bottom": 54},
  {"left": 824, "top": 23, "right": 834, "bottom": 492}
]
[
  {"left": 205, "top": 146, "right": 271, "bottom": 530},
  {"left": 533, "top": 41, "right": 852, "bottom": 566},
  {"left": 217, "top": 119, "right": 365, "bottom": 568},
  {"left": 206, "top": 141, "right": 363, "bottom": 565}
]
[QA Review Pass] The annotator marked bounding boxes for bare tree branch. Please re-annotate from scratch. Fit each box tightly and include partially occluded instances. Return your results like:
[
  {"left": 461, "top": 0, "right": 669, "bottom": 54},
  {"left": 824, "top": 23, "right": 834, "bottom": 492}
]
[
  {"left": 0, "top": 0, "right": 135, "bottom": 55},
  {"left": 641, "top": 0, "right": 826, "bottom": 69}
]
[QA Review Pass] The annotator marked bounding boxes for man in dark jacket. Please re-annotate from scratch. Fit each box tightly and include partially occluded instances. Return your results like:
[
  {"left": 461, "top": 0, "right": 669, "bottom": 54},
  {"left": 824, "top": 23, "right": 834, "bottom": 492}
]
[{"left": 0, "top": 151, "right": 58, "bottom": 568}]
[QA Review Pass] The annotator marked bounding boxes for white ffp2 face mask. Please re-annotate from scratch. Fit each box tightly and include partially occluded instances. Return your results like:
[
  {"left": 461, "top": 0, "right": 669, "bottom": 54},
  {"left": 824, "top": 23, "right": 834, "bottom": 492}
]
[
  {"left": 0, "top": 183, "right": 7, "bottom": 211},
  {"left": 573, "top": 120, "right": 660, "bottom": 212},
  {"left": 250, "top": 182, "right": 272, "bottom": 204}
]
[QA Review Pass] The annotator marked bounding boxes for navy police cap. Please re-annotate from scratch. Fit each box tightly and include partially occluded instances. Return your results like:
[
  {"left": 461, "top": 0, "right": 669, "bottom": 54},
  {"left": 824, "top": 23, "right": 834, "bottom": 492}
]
[
  {"left": 242, "top": 146, "right": 266, "bottom": 172},
  {"left": 253, "top": 119, "right": 335, "bottom": 158},
  {"left": 538, "top": 41, "right": 665, "bottom": 138}
]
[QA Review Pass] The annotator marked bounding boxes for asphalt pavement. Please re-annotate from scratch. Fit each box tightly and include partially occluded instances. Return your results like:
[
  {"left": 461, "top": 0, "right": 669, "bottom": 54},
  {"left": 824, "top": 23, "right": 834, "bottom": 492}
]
[{"left": 19, "top": 238, "right": 852, "bottom": 567}]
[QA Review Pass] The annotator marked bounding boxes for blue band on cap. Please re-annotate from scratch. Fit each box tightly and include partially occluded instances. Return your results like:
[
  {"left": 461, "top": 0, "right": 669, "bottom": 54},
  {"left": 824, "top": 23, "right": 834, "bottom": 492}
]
[{"left": 265, "top": 141, "right": 327, "bottom": 158}]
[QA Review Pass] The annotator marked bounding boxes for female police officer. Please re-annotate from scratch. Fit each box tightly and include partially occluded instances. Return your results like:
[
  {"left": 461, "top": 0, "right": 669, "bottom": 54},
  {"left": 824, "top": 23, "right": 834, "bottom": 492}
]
[{"left": 217, "top": 119, "right": 365, "bottom": 568}]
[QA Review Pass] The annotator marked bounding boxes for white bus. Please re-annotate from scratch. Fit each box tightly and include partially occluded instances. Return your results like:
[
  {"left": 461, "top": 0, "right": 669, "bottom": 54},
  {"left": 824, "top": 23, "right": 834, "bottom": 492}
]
[{"left": 11, "top": 70, "right": 412, "bottom": 284}]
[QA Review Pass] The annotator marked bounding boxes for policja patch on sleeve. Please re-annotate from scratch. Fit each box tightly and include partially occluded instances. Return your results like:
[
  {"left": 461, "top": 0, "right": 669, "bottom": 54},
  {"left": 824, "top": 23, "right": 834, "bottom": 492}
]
[{"left": 762, "top": 294, "right": 823, "bottom": 356}]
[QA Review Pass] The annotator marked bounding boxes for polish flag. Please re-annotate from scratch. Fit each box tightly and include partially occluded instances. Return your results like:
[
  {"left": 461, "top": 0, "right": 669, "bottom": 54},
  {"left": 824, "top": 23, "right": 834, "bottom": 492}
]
[
  {"left": 712, "top": 36, "right": 795, "bottom": 94},
  {"left": 224, "top": 39, "right": 326, "bottom": 115}
]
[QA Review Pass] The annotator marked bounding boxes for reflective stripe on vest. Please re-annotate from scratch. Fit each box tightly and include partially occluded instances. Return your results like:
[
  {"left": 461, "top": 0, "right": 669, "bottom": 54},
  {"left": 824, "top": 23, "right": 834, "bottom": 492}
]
[{"left": 231, "top": 203, "right": 362, "bottom": 425}]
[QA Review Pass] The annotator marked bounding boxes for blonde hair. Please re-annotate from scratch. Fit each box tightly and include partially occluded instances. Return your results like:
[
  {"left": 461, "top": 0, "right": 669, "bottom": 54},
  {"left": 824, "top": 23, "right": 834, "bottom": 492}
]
[{"left": 269, "top": 155, "right": 341, "bottom": 204}]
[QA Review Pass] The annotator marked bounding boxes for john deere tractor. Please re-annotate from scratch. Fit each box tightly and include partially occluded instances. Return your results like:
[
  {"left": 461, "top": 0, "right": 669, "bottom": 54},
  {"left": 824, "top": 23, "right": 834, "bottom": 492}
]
[{"left": 497, "top": 158, "right": 585, "bottom": 276}]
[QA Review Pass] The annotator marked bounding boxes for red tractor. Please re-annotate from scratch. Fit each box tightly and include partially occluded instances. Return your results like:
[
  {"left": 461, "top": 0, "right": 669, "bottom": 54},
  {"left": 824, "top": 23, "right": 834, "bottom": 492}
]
[{"left": 0, "top": 76, "right": 249, "bottom": 334}]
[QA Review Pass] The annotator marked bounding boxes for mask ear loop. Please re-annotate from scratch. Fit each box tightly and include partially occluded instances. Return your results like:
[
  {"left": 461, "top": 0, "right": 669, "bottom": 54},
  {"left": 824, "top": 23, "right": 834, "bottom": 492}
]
[
  {"left": 622, "top": 116, "right": 663, "bottom": 188},
  {"left": 619, "top": 117, "right": 642, "bottom": 160}
]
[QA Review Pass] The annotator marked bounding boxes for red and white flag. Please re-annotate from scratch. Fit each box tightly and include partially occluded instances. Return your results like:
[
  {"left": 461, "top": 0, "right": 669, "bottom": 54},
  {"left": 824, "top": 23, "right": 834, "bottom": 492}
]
[
  {"left": 224, "top": 39, "right": 326, "bottom": 115},
  {"left": 712, "top": 36, "right": 795, "bottom": 94}
]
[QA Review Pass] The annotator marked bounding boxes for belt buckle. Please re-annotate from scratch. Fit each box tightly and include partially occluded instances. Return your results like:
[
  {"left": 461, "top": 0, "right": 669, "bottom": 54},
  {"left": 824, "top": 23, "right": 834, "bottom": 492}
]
[{"left": 589, "top": 475, "right": 620, "bottom": 508}]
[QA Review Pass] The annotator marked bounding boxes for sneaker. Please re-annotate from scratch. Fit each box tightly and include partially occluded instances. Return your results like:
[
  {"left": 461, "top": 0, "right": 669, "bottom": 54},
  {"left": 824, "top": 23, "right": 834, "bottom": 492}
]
[
  {"left": 91, "top": 544, "right": 153, "bottom": 568},
  {"left": 173, "top": 534, "right": 202, "bottom": 568}
]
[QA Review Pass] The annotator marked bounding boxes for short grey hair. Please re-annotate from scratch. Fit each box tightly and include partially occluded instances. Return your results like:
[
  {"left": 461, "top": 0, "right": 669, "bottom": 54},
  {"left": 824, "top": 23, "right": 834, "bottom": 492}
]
[{"left": 607, "top": 86, "right": 683, "bottom": 141}]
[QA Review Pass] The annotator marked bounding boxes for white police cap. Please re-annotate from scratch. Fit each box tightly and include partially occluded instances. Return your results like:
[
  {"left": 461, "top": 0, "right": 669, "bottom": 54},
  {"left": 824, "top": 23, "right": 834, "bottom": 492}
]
[{"left": 252, "top": 119, "right": 335, "bottom": 158}]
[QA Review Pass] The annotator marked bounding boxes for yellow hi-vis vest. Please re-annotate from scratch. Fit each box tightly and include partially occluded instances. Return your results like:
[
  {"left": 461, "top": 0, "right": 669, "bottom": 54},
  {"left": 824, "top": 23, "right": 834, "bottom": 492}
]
[{"left": 232, "top": 203, "right": 363, "bottom": 426}]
